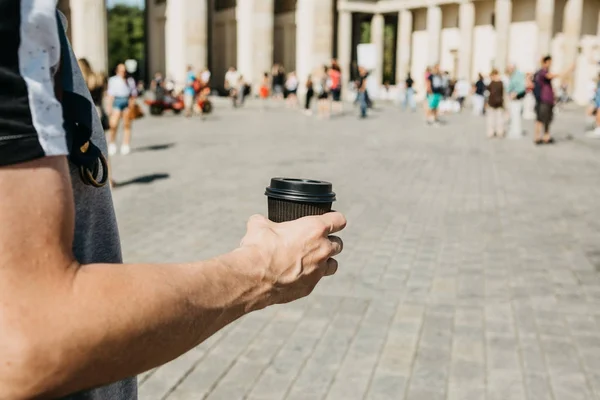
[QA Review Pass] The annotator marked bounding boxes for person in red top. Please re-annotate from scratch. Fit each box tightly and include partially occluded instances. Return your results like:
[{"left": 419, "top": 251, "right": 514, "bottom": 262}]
[{"left": 329, "top": 60, "right": 343, "bottom": 115}]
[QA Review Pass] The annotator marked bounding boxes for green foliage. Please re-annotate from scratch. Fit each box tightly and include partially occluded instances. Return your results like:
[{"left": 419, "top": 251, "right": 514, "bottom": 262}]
[
  {"left": 107, "top": 4, "right": 144, "bottom": 74},
  {"left": 359, "top": 21, "right": 371, "bottom": 44},
  {"left": 383, "top": 23, "right": 396, "bottom": 84}
]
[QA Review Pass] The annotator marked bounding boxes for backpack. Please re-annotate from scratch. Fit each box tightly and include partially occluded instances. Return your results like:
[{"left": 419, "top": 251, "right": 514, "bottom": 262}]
[{"left": 56, "top": 11, "right": 108, "bottom": 187}]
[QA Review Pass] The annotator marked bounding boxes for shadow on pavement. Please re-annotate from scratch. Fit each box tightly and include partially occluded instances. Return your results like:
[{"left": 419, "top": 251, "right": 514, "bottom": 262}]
[
  {"left": 113, "top": 173, "right": 170, "bottom": 188},
  {"left": 134, "top": 143, "right": 175, "bottom": 153}
]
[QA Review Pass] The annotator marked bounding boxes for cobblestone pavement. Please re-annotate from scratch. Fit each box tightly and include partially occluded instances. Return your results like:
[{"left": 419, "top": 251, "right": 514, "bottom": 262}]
[{"left": 111, "top": 100, "right": 600, "bottom": 400}]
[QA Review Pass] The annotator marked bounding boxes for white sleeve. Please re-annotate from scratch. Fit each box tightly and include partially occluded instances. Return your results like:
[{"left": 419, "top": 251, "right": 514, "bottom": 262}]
[{"left": 17, "top": 0, "right": 67, "bottom": 156}]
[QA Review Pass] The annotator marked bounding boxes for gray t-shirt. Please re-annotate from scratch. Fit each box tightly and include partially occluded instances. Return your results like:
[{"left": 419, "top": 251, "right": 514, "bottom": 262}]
[
  {"left": 58, "top": 12, "right": 138, "bottom": 400},
  {"left": 0, "top": 2, "right": 136, "bottom": 398}
]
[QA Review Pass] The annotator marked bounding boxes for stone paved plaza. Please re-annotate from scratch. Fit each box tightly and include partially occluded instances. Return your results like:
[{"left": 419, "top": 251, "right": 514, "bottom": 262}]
[{"left": 111, "top": 100, "right": 600, "bottom": 400}]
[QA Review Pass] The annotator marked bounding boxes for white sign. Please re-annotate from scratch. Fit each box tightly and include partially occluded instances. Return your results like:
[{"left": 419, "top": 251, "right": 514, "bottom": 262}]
[
  {"left": 357, "top": 44, "right": 380, "bottom": 99},
  {"left": 357, "top": 43, "right": 377, "bottom": 70},
  {"left": 125, "top": 59, "right": 138, "bottom": 73}
]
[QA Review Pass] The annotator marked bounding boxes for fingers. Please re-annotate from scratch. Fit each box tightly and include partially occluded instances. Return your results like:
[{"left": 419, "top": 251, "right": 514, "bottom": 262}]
[
  {"left": 320, "top": 212, "right": 347, "bottom": 234},
  {"left": 323, "top": 258, "right": 338, "bottom": 276},
  {"left": 329, "top": 235, "right": 343, "bottom": 257}
]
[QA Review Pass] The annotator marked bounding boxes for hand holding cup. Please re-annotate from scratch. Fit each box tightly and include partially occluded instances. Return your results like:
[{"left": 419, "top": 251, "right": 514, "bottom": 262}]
[{"left": 239, "top": 212, "right": 346, "bottom": 307}]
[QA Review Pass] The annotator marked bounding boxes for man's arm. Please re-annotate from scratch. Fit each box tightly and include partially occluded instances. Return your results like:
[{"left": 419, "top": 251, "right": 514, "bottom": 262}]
[
  {"left": 0, "top": 157, "right": 253, "bottom": 398},
  {"left": 0, "top": 3, "right": 346, "bottom": 398},
  {"left": 546, "top": 62, "right": 576, "bottom": 80},
  {"left": 0, "top": 156, "right": 345, "bottom": 399}
]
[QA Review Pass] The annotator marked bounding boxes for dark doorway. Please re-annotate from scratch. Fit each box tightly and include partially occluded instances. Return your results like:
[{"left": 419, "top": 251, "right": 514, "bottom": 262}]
[{"left": 383, "top": 14, "right": 398, "bottom": 85}]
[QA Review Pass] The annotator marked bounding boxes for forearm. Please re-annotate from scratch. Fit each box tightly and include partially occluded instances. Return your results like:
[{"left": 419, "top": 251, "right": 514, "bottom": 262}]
[{"left": 0, "top": 248, "right": 267, "bottom": 399}]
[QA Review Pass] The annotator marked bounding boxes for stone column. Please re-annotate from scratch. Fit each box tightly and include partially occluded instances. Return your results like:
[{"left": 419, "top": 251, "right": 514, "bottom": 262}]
[
  {"left": 426, "top": 5, "right": 442, "bottom": 66},
  {"left": 371, "top": 13, "right": 385, "bottom": 87},
  {"left": 458, "top": 1, "right": 474, "bottom": 80},
  {"left": 562, "top": 0, "right": 583, "bottom": 83},
  {"left": 337, "top": 10, "right": 352, "bottom": 88},
  {"left": 396, "top": 9, "right": 412, "bottom": 83},
  {"left": 166, "top": 0, "right": 208, "bottom": 88},
  {"left": 536, "top": 0, "right": 554, "bottom": 60},
  {"left": 495, "top": 0, "right": 512, "bottom": 72},
  {"left": 186, "top": 0, "right": 208, "bottom": 72},
  {"left": 296, "top": 0, "right": 333, "bottom": 92},
  {"left": 598, "top": 8, "right": 600, "bottom": 39},
  {"left": 237, "top": 0, "right": 274, "bottom": 88},
  {"left": 69, "top": 0, "right": 108, "bottom": 74}
]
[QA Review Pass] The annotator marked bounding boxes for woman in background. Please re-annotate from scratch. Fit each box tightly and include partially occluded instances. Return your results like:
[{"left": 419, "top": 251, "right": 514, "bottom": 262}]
[
  {"left": 317, "top": 65, "right": 331, "bottom": 119},
  {"left": 106, "top": 63, "right": 137, "bottom": 156},
  {"left": 472, "top": 73, "right": 486, "bottom": 116},
  {"left": 304, "top": 75, "right": 314, "bottom": 116},
  {"left": 329, "top": 63, "right": 342, "bottom": 115},
  {"left": 285, "top": 71, "right": 299, "bottom": 108},
  {"left": 486, "top": 69, "right": 505, "bottom": 138},
  {"left": 259, "top": 72, "right": 271, "bottom": 111},
  {"left": 77, "top": 58, "right": 106, "bottom": 122}
]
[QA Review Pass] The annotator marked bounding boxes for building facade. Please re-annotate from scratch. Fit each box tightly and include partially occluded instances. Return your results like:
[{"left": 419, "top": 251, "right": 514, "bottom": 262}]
[{"left": 60, "top": 0, "right": 600, "bottom": 103}]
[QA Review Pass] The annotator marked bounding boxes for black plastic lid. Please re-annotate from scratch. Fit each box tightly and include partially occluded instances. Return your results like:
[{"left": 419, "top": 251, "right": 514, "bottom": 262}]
[{"left": 265, "top": 178, "right": 336, "bottom": 203}]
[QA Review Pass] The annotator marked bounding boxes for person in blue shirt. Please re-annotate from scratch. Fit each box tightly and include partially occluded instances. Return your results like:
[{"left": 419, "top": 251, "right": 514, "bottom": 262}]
[
  {"left": 506, "top": 64, "right": 526, "bottom": 138},
  {"left": 588, "top": 74, "right": 600, "bottom": 138},
  {"left": 183, "top": 65, "right": 196, "bottom": 117}
]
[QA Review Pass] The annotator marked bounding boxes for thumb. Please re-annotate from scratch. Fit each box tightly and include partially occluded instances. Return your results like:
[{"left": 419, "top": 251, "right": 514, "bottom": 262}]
[
  {"left": 241, "top": 214, "right": 271, "bottom": 247},
  {"left": 246, "top": 214, "right": 270, "bottom": 230}
]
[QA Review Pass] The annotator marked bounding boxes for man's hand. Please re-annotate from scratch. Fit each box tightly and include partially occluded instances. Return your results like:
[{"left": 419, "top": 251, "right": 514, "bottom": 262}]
[{"left": 239, "top": 213, "right": 346, "bottom": 308}]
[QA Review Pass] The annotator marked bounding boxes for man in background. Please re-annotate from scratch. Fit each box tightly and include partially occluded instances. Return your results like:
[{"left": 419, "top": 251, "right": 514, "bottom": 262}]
[{"left": 533, "top": 56, "right": 574, "bottom": 145}]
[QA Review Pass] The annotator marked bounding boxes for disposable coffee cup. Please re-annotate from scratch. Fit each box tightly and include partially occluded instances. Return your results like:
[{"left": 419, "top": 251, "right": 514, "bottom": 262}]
[{"left": 265, "top": 178, "right": 336, "bottom": 223}]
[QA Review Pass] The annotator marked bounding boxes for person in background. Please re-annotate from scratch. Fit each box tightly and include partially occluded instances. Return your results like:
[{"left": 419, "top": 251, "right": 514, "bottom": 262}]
[
  {"left": 304, "top": 75, "right": 315, "bottom": 116},
  {"left": 238, "top": 75, "right": 249, "bottom": 106},
  {"left": 403, "top": 72, "right": 416, "bottom": 112},
  {"left": 442, "top": 71, "right": 451, "bottom": 99},
  {"left": 533, "top": 55, "right": 575, "bottom": 145},
  {"left": 259, "top": 72, "right": 270, "bottom": 110},
  {"left": 422, "top": 66, "right": 432, "bottom": 114},
  {"left": 329, "top": 63, "right": 342, "bottom": 115},
  {"left": 200, "top": 68, "right": 211, "bottom": 87},
  {"left": 107, "top": 63, "right": 137, "bottom": 156},
  {"left": 486, "top": 69, "right": 505, "bottom": 138},
  {"left": 357, "top": 66, "right": 369, "bottom": 119},
  {"left": 77, "top": 58, "right": 105, "bottom": 120},
  {"left": 506, "top": 64, "right": 526, "bottom": 139},
  {"left": 285, "top": 71, "right": 299, "bottom": 108},
  {"left": 586, "top": 73, "right": 600, "bottom": 138},
  {"left": 454, "top": 77, "right": 470, "bottom": 112},
  {"left": 150, "top": 72, "right": 165, "bottom": 101},
  {"left": 317, "top": 65, "right": 331, "bottom": 119},
  {"left": 472, "top": 73, "right": 486, "bottom": 116},
  {"left": 425, "top": 64, "right": 444, "bottom": 126},
  {"left": 272, "top": 64, "right": 285, "bottom": 101},
  {"left": 224, "top": 66, "right": 241, "bottom": 108},
  {"left": 183, "top": 65, "right": 196, "bottom": 118}
]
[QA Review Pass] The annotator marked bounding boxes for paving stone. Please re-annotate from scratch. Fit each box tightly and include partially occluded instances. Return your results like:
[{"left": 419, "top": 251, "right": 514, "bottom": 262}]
[{"left": 109, "top": 104, "right": 600, "bottom": 400}]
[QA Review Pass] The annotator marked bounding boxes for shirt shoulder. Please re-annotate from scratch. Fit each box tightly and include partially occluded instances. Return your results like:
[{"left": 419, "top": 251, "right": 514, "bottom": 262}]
[{"left": 0, "top": 0, "right": 68, "bottom": 167}]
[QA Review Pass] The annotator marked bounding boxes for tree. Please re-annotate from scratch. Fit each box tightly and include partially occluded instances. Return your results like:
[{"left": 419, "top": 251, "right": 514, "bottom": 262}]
[{"left": 107, "top": 4, "right": 145, "bottom": 76}]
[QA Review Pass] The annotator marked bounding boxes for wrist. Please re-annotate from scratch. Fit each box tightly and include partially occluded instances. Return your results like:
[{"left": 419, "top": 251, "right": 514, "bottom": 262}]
[{"left": 215, "top": 246, "right": 273, "bottom": 313}]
